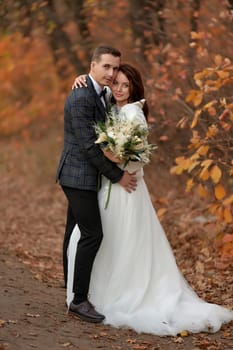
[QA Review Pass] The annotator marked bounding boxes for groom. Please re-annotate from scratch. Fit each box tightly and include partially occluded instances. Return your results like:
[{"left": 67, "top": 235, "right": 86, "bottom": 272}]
[{"left": 56, "top": 45, "right": 137, "bottom": 323}]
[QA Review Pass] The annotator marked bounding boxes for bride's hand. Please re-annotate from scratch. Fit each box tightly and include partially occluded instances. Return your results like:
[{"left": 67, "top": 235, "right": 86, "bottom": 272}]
[
  {"left": 72, "top": 74, "right": 87, "bottom": 89},
  {"left": 102, "top": 149, "right": 122, "bottom": 163}
]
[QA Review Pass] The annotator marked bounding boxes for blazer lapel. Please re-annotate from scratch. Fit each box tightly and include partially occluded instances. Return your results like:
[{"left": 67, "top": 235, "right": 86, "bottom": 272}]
[{"left": 86, "top": 76, "right": 106, "bottom": 120}]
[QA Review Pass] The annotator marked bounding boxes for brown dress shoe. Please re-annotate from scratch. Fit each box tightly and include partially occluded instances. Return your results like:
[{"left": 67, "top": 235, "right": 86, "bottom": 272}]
[{"left": 68, "top": 300, "right": 105, "bottom": 323}]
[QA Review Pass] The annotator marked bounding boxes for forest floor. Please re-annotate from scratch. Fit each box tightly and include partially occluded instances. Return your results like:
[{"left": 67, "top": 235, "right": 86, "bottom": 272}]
[{"left": 0, "top": 129, "right": 232, "bottom": 350}]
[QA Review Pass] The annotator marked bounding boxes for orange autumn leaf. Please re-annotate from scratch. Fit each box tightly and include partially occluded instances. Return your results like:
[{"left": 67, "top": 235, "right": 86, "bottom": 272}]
[
  {"left": 170, "top": 165, "right": 183, "bottom": 175},
  {"left": 197, "top": 145, "right": 209, "bottom": 156},
  {"left": 208, "top": 203, "right": 219, "bottom": 214},
  {"left": 185, "top": 178, "right": 194, "bottom": 192},
  {"left": 191, "top": 109, "right": 202, "bottom": 128},
  {"left": 199, "top": 167, "right": 210, "bottom": 180},
  {"left": 217, "top": 70, "right": 230, "bottom": 79},
  {"left": 191, "top": 31, "right": 205, "bottom": 40},
  {"left": 180, "top": 330, "right": 189, "bottom": 337},
  {"left": 201, "top": 159, "right": 213, "bottom": 168},
  {"left": 193, "top": 92, "right": 203, "bottom": 107},
  {"left": 223, "top": 209, "right": 233, "bottom": 223},
  {"left": 197, "top": 184, "right": 209, "bottom": 198},
  {"left": 223, "top": 194, "right": 233, "bottom": 206},
  {"left": 214, "top": 54, "right": 223, "bottom": 66},
  {"left": 214, "top": 184, "right": 226, "bottom": 200},
  {"left": 206, "top": 124, "right": 218, "bottom": 138},
  {"left": 210, "top": 165, "right": 222, "bottom": 184},
  {"left": 175, "top": 156, "right": 185, "bottom": 165},
  {"left": 157, "top": 208, "right": 167, "bottom": 219},
  {"left": 188, "top": 160, "right": 200, "bottom": 173}
]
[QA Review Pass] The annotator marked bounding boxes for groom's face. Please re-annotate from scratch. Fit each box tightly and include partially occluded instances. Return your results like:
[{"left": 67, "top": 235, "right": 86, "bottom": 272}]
[{"left": 90, "top": 54, "right": 120, "bottom": 88}]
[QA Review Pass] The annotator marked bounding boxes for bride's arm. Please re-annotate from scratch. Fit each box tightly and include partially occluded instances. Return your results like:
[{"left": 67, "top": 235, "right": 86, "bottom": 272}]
[{"left": 72, "top": 75, "right": 87, "bottom": 89}]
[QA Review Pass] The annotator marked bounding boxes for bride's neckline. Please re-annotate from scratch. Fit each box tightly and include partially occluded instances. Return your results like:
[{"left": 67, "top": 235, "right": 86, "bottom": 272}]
[{"left": 112, "top": 104, "right": 127, "bottom": 114}]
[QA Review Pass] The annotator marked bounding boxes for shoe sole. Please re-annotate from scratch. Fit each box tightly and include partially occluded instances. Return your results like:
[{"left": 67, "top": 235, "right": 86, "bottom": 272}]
[{"left": 68, "top": 310, "right": 105, "bottom": 324}]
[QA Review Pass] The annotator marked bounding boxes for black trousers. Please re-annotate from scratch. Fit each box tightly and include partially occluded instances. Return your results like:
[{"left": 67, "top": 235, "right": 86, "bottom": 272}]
[{"left": 62, "top": 186, "right": 103, "bottom": 301}]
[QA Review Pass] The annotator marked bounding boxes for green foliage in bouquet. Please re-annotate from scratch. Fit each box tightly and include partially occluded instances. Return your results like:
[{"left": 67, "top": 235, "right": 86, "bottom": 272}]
[{"left": 94, "top": 110, "right": 157, "bottom": 166}]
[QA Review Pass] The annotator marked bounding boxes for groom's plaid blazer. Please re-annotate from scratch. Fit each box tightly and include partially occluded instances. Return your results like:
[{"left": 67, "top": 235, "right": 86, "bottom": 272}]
[{"left": 56, "top": 76, "right": 123, "bottom": 191}]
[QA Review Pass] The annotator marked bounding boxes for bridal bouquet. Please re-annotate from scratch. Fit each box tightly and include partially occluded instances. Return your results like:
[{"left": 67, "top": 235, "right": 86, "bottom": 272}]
[{"left": 94, "top": 108, "right": 157, "bottom": 166}]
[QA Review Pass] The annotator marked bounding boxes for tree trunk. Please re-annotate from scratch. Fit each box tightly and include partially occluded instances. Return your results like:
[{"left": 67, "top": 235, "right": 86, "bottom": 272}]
[
  {"left": 190, "top": 0, "right": 201, "bottom": 33},
  {"left": 153, "top": 0, "right": 167, "bottom": 46},
  {"left": 130, "top": 0, "right": 167, "bottom": 71},
  {"left": 65, "top": 0, "right": 93, "bottom": 66},
  {"left": 187, "top": 0, "right": 201, "bottom": 79},
  {"left": 40, "top": 0, "right": 85, "bottom": 79}
]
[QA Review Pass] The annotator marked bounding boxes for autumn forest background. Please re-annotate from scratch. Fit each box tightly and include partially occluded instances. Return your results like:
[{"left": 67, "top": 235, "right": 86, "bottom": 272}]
[{"left": 0, "top": 0, "right": 233, "bottom": 289}]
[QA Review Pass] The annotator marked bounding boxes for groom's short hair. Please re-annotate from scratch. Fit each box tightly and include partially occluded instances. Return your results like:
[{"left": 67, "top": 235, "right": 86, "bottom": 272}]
[{"left": 91, "top": 46, "right": 121, "bottom": 62}]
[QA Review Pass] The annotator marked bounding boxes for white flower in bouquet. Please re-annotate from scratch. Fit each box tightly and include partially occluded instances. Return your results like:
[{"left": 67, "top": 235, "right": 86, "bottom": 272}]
[{"left": 94, "top": 100, "right": 157, "bottom": 167}]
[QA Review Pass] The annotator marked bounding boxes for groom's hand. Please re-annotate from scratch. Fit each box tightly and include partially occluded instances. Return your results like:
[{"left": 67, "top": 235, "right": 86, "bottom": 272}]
[{"left": 118, "top": 172, "right": 137, "bottom": 193}]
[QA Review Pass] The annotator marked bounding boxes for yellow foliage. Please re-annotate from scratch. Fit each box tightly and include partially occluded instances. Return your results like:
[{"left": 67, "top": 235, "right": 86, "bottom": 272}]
[
  {"left": 214, "top": 184, "right": 226, "bottom": 200},
  {"left": 193, "top": 92, "right": 203, "bottom": 107},
  {"left": 201, "top": 159, "right": 213, "bottom": 168},
  {"left": 190, "top": 152, "right": 200, "bottom": 161},
  {"left": 180, "top": 330, "right": 189, "bottom": 337},
  {"left": 199, "top": 167, "right": 210, "bottom": 180},
  {"left": 191, "top": 31, "right": 205, "bottom": 40},
  {"left": 188, "top": 160, "right": 200, "bottom": 172},
  {"left": 208, "top": 203, "right": 219, "bottom": 214},
  {"left": 197, "top": 184, "right": 209, "bottom": 198},
  {"left": 185, "top": 178, "right": 194, "bottom": 192},
  {"left": 217, "top": 70, "right": 230, "bottom": 79},
  {"left": 216, "top": 206, "right": 224, "bottom": 221},
  {"left": 210, "top": 165, "right": 222, "bottom": 184},
  {"left": 171, "top": 157, "right": 192, "bottom": 174},
  {"left": 214, "top": 54, "right": 223, "bottom": 66},
  {"left": 223, "top": 194, "right": 233, "bottom": 206},
  {"left": 186, "top": 90, "right": 197, "bottom": 103},
  {"left": 172, "top": 56, "right": 232, "bottom": 228},
  {"left": 197, "top": 145, "right": 209, "bottom": 156},
  {"left": 186, "top": 90, "right": 203, "bottom": 107},
  {"left": 191, "top": 109, "right": 202, "bottom": 128},
  {"left": 183, "top": 159, "right": 192, "bottom": 170},
  {"left": 175, "top": 156, "right": 185, "bottom": 165},
  {"left": 206, "top": 125, "right": 218, "bottom": 138},
  {"left": 203, "top": 100, "right": 218, "bottom": 110},
  {"left": 223, "top": 208, "right": 233, "bottom": 223},
  {"left": 157, "top": 208, "right": 167, "bottom": 219},
  {"left": 194, "top": 71, "right": 205, "bottom": 81},
  {"left": 189, "top": 130, "right": 201, "bottom": 145},
  {"left": 170, "top": 165, "right": 183, "bottom": 175}
]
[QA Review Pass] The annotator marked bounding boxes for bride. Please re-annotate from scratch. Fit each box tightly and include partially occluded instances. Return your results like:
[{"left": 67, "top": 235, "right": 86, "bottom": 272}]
[{"left": 66, "top": 64, "right": 233, "bottom": 336}]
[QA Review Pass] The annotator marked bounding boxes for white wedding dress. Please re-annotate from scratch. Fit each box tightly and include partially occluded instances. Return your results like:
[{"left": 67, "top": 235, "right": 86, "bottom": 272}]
[{"left": 66, "top": 102, "right": 233, "bottom": 336}]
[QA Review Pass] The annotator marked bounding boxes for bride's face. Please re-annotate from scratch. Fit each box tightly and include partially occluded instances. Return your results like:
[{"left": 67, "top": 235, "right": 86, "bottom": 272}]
[{"left": 112, "top": 71, "right": 130, "bottom": 107}]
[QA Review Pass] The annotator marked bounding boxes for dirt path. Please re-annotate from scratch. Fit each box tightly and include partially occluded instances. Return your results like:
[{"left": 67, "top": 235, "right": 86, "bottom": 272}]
[{"left": 0, "top": 249, "right": 232, "bottom": 350}]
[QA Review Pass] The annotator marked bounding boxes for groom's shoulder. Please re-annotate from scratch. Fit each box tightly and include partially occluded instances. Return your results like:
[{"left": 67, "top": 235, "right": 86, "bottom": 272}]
[
  {"left": 68, "top": 86, "right": 91, "bottom": 100},
  {"left": 65, "top": 87, "right": 93, "bottom": 108}
]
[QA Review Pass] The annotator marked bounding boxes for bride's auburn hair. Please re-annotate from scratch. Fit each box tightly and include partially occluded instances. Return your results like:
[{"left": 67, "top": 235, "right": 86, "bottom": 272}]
[{"left": 111, "top": 64, "right": 149, "bottom": 119}]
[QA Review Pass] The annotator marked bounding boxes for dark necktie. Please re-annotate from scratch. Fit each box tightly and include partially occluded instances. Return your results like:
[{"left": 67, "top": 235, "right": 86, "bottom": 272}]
[
  {"left": 99, "top": 88, "right": 107, "bottom": 108},
  {"left": 99, "top": 88, "right": 107, "bottom": 98}
]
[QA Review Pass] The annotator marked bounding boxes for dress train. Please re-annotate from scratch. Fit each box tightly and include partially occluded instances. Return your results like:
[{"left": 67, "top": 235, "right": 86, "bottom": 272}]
[{"left": 66, "top": 169, "right": 233, "bottom": 336}]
